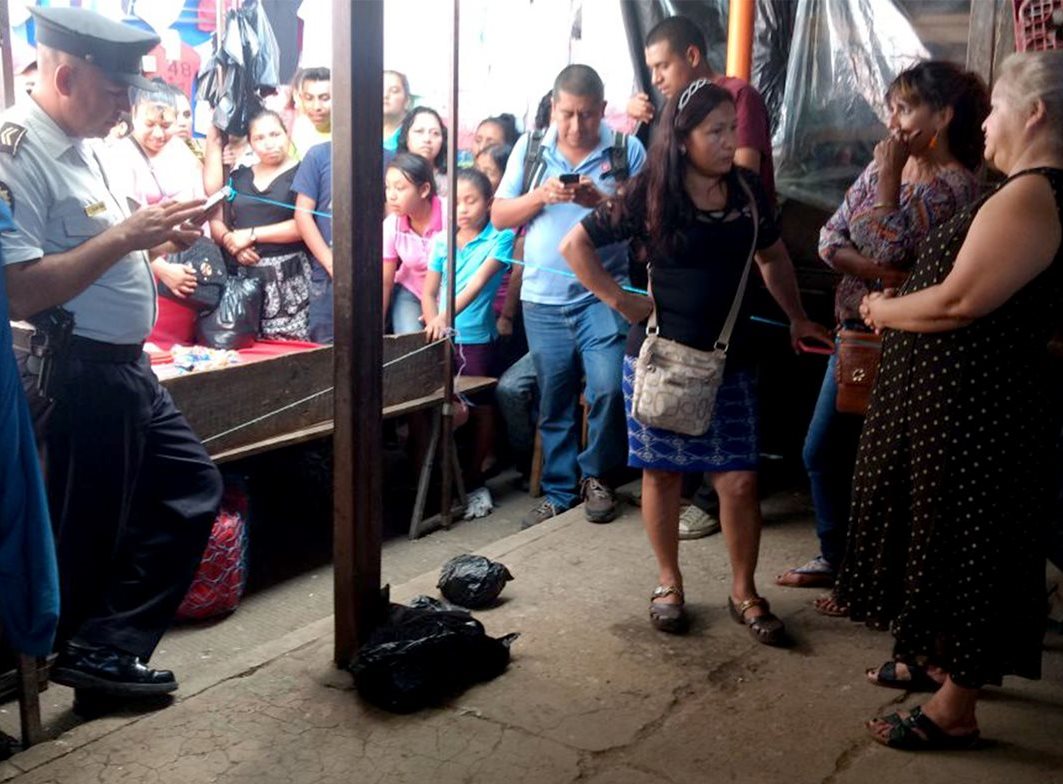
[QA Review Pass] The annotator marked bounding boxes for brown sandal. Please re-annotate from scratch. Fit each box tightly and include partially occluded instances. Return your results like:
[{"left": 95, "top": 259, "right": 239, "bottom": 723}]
[
  {"left": 650, "top": 585, "right": 688, "bottom": 634},
  {"left": 812, "top": 593, "right": 849, "bottom": 617},
  {"left": 728, "top": 596, "right": 786, "bottom": 646}
]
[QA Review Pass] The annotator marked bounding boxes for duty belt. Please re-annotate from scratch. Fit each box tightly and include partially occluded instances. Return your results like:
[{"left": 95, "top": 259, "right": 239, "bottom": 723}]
[{"left": 67, "top": 336, "right": 144, "bottom": 363}]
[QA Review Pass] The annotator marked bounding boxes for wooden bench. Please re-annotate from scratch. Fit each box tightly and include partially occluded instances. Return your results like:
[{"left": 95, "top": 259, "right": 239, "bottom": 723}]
[{"left": 0, "top": 645, "right": 47, "bottom": 752}]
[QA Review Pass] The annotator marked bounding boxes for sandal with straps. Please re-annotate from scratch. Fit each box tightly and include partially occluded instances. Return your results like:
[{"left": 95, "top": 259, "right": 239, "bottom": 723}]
[
  {"left": 867, "top": 660, "right": 943, "bottom": 693},
  {"left": 649, "top": 585, "right": 688, "bottom": 634},
  {"left": 869, "top": 706, "right": 981, "bottom": 751},
  {"left": 728, "top": 596, "right": 787, "bottom": 647}
]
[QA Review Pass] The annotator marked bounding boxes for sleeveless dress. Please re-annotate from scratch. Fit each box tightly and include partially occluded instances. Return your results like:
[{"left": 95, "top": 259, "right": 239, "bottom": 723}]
[{"left": 835, "top": 168, "right": 1063, "bottom": 688}]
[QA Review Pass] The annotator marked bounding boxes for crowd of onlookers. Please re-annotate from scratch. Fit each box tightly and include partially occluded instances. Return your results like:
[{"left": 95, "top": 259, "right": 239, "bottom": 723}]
[{"left": 6, "top": 5, "right": 1063, "bottom": 752}]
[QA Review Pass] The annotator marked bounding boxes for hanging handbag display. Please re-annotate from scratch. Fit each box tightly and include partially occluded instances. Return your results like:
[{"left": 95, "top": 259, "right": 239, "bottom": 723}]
[
  {"left": 631, "top": 175, "right": 759, "bottom": 436},
  {"left": 834, "top": 328, "right": 882, "bottom": 415}
]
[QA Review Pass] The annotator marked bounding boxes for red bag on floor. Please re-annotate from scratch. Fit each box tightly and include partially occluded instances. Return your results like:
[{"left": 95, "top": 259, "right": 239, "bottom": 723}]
[{"left": 177, "top": 497, "right": 248, "bottom": 621}]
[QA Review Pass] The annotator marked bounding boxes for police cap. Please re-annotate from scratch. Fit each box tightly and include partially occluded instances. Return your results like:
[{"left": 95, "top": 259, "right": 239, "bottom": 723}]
[{"left": 29, "top": 6, "right": 160, "bottom": 90}]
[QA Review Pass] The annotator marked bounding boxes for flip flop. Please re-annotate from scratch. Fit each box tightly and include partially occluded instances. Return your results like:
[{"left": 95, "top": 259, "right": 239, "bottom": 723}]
[
  {"left": 775, "top": 556, "right": 835, "bottom": 588},
  {"left": 869, "top": 706, "right": 981, "bottom": 751},
  {"left": 866, "top": 660, "right": 942, "bottom": 692}
]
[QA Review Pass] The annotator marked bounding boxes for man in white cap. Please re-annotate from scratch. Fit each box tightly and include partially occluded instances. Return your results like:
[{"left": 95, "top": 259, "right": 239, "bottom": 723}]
[{"left": 1, "top": 6, "right": 220, "bottom": 701}]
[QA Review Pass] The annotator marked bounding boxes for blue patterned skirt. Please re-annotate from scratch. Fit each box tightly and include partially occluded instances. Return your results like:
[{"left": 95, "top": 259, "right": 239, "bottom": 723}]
[{"left": 622, "top": 354, "right": 759, "bottom": 472}]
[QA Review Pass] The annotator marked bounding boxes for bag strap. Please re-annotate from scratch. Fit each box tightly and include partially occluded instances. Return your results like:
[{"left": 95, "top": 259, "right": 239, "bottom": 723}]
[
  {"left": 520, "top": 129, "right": 547, "bottom": 194},
  {"left": 609, "top": 131, "right": 629, "bottom": 182},
  {"left": 645, "top": 172, "right": 760, "bottom": 352}
]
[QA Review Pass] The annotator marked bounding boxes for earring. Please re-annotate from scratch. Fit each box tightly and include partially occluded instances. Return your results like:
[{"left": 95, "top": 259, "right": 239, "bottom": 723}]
[
  {"left": 928, "top": 130, "right": 939, "bottom": 151},
  {"left": 679, "top": 145, "right": 687, "bottom": 155}
]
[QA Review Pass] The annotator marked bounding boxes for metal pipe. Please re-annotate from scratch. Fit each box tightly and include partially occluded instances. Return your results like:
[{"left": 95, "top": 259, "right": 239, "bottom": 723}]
[
  {"left": 1, "top": 0, "right": 15, "bottom": 110},
  {"left": 439, "top": 0, "right": 460, "bottom": 530},
  {"left": 725, "top": 0, "right": 755, "bottom": 80}
]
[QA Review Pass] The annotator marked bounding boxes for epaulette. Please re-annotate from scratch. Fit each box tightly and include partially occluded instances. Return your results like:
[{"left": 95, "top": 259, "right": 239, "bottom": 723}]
[{"left": 0, "top": 122, "right": 27, "bottom": 156}]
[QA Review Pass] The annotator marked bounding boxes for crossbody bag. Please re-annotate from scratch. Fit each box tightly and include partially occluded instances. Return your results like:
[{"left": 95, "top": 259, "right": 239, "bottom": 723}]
[{"left": 631, "top": 174, "right": 759, "bottom": 436}]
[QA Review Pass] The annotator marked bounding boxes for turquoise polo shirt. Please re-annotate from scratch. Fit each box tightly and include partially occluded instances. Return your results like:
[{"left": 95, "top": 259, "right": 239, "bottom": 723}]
[
  {"left": 495, "top": 124, "right": 645, "bottom": 306},
  {"left": 428, "top": 223, "right": 514, "bottom": 345}
]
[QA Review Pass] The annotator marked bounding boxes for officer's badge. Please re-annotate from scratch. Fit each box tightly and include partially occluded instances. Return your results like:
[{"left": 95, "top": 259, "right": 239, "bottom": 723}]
[
  {"left": 0, "top": 181, "right": 14, "bottom": 213},
  {"left": 0, "top": 122, "right": 27, "bottom": 157}
]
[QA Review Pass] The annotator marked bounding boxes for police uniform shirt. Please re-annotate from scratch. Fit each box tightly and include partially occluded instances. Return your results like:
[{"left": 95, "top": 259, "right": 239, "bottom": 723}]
[{"left": 0, "top": 99, "right": 156, "bottom": 345}]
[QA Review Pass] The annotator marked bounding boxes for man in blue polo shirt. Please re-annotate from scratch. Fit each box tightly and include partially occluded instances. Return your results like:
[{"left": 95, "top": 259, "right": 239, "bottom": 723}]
[{"left": 493, "top": 64, "right": 646, "bottom": 529}]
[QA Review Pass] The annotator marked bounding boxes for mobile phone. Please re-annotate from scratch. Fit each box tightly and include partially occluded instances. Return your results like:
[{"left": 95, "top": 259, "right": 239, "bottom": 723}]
[
  {"left": 559, "top": 173, "right": 580, "bottom": 185},
  {"left": 191, "top": 185, "right": 232, "bottom": 223}
]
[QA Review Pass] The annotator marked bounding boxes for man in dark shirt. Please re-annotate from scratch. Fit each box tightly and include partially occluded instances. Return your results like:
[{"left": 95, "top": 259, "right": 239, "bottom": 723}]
[{"left": 627, "top": 15, "right": 776, "bottom": 203}]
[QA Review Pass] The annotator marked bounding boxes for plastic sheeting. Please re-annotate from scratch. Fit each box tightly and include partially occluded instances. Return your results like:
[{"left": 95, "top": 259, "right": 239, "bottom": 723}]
[{"left": 770, "top": 0, "right": 974, "bottom": 210}]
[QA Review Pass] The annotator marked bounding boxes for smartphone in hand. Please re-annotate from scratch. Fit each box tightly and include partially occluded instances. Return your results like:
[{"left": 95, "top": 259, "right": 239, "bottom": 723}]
[
  {"left": 190, "top": 185, "right": 233, "bottom": 224},
  {"left": 559, "top": 173, "right": 580, "bottom": 186}
]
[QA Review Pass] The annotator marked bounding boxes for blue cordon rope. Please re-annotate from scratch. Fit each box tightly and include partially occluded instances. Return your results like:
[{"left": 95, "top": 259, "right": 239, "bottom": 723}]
[{"left": 224, "top": 184, "right": 791, "bottom": 329}]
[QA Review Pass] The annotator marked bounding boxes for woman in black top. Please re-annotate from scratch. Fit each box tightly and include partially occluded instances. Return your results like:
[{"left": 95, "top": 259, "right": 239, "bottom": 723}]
[
  {"left": 210, "top": 109, "right": 311, "bottom": 341},
  {"left": 561, "top": 80, "right": 829, "bottom": 642}
]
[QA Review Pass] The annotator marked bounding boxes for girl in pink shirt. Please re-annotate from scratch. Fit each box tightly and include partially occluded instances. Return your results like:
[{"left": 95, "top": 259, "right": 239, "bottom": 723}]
[{"left": 382, "top": 153, "right": 446, "bottom": 333}]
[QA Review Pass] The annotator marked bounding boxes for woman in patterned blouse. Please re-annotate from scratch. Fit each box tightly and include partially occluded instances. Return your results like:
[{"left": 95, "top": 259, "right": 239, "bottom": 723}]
[{"left": 776, "top": 61, "right": 989, "bottom": 601}]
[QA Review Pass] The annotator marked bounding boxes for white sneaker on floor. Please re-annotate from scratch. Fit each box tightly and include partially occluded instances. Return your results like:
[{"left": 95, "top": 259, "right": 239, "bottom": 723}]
[
  {"left": 463, "top": 487, "right": 494, "bottom": 520},
  {"left": 678, "top": 504, "right": 721, "bottom": 540}
]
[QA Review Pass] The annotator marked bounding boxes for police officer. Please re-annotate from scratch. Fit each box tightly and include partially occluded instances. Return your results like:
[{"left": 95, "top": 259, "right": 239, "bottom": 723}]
[{"left": 0, "top": 7, "right": 221, "bottom": 698}]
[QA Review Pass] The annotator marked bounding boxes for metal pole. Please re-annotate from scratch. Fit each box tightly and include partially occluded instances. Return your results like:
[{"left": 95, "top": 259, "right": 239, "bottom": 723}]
[
  {"left": 332, "top": 0, "right": 384, "bottom": 667},
  {"left": 439, "top": 0, "right": 459, "bottom": 529},
  {"left": 0, "top": 0, "right": 15, "bottom": 110},
  {"left": 725, "top": 0, "right": 755, "bottom": 81}
]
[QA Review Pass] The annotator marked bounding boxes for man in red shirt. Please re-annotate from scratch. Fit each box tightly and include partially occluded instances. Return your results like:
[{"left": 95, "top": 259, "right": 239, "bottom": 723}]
[{"left": 627, "top": 15, "right": 776, "bottom": 203}]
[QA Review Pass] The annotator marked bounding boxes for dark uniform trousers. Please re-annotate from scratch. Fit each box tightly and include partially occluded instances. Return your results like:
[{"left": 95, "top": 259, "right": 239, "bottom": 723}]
[{"left": 46, "top": 348, "right": 221, "bottom": 660}]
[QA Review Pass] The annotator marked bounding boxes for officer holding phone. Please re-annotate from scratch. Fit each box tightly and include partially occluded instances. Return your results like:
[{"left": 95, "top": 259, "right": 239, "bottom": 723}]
[{"left": 0, "top": 6, "right": 221, "bottom": 702}]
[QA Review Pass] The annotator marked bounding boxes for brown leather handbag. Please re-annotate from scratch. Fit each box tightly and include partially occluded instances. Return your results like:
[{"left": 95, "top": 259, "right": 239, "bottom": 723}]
[{"left": 834, "top": 329, "right": 882, "bottom": 415}]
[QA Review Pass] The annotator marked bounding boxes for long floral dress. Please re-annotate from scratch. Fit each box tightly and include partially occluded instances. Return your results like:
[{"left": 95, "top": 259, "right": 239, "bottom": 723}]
[{"left": 835, "top": 168, "right": 1063, "bottom": 688}]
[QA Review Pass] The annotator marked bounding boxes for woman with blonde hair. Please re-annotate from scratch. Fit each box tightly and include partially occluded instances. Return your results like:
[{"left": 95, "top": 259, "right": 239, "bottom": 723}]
[{"left": 838, "top": 50, "right": 1063, "bottom": 750}]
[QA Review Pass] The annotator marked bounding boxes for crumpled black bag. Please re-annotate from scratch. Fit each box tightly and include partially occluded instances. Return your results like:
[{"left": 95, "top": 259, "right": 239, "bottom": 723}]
[
  {"left": 350, "top": 603, "right": 518, "bottom": 713},
  {"left": 406, "top": 594, "right": 466, "bottom": 613},
  {"left": 195, "top": 276, "right": 263, "bottom": 350},
  {"left": 437, "top": 554, "right": 513, "bottom": 609}
]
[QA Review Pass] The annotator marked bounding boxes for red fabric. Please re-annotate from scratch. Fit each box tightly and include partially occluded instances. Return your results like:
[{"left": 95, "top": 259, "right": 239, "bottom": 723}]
[
  {"left": 144, "top": 42, "right": 202, "bottom": 100},
  {"left": 149, "top": 298, "right": 198, "bottom": 349},
  {"left": 715, "top": 75, "right": 777, "bottom": 204},
  {"left": 177, "top": 506, "right": 247, "bottom": 620}
]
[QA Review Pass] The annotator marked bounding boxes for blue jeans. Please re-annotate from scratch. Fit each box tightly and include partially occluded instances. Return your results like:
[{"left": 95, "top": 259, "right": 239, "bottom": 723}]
[
  {"left": 308, "top": 268, "right": 333, "bottom": 344},
  {"left": 496, "top": 352, "right": 538, "bottom": 458},
  {"left": 523, "top": 298, "right": 627, "bottom": 509},
  {"left": 802, "top": 352, "right": 865, "bottom": 569},
  {"left": 388, "top": 285, "right": 422, "bottom": 334}
]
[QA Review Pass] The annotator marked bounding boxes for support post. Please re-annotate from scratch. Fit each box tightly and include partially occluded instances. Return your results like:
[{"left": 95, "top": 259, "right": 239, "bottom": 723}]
[
  {"left": 1, "top": 0, "right": 15, "bottom": 110},
  {"left": 439, "top": 0, "right": 460, "bottom": 530},
  {"left": 725, "top": 0, "right": 755, "bottom": 81},
  {"left": 332, "top": 0, "right": 384, "bottom": 667}
]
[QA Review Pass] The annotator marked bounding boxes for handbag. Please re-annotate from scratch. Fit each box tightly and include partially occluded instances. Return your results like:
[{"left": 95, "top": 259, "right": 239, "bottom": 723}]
[
  {"left": 159, "top": 237, "right": 228, "bottom": 312},
  {"left": 631, "top": 174, "right": 759, "bottom": 436},
  {"left": 834, "top": 329, "right": 881, "bottom": 415}
]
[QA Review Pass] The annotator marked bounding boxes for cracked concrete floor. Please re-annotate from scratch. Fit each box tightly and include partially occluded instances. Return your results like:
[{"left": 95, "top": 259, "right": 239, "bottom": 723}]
[{"left": 3, "top": 492, "right": 1063, "bottom": 784}]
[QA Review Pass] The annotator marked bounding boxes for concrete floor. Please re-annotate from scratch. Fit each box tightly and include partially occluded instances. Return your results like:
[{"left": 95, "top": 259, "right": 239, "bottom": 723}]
[{"left": 3, "top": 486, "right": 1063, "bottom": 783}]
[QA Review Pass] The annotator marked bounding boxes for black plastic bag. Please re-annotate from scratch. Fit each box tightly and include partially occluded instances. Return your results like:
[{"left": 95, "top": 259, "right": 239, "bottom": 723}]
[
  {"left": 159, "top": 238, "right": 227, "bottom": 313},
  {"left": 437, "top": 554, "right": 513, "bottom": 609},
  {"left": 350, "top": 604, "right": 518, "bottom": 713},
  {"left": 407, "top": 595, "right": 466, "bottom": 614},
  {"left": 195, "top": 276, "right": 263, "bottom": 350}
]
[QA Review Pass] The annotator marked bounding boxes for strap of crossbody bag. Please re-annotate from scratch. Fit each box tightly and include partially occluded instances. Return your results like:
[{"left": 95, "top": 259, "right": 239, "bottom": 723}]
[{"left": 645, "top": 172, "right": 760, "bottom": 351}]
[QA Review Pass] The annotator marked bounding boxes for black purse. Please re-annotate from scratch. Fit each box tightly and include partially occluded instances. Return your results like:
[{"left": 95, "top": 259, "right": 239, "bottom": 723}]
[
  {"left": 159, "top": 238, "right": 228, "bottom": 312},
  {"left": 195, "top": 276, "right": 264, "bottom": 350}
]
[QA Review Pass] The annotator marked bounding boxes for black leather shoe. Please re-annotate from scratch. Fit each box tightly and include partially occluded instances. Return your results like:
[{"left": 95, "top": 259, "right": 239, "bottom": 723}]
[{"left": 51, "top": 643, "right": 177, "bottom": 696}]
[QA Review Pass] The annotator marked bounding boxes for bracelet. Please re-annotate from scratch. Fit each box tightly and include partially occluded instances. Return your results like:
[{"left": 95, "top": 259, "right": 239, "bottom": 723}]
[
  {"left": 249, "top": 227, "right": 257, "bottom": 242},
  {"left": 498, "top": 314, "right": 513, "bottom": 321},
  {"left": 872, "top": 201, "right": 898, "bottom": 210}
]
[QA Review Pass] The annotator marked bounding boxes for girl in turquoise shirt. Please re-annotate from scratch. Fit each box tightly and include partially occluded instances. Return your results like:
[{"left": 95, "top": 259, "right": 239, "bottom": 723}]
[{"left": 422, "top": 168, "right": 514, "bottom": 517}]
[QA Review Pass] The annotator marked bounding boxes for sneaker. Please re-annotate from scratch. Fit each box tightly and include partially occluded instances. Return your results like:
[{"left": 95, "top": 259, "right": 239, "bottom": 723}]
[
  {"left": 463, "top": 486, "right": 494, "bottom": 520},
  {"left": 678, "top": 504, "right": 721, "bottom": 540},
  {"left": 521, "top": 498, "right": 561, "bottom": 530},
  {"left": 581, "top": 477, "right": 618, "bottom": 524}
]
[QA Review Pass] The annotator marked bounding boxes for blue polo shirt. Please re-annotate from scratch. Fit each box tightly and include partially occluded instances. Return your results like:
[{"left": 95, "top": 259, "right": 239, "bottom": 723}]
[
  {"left": 428, "top": 223, "right": 514, "bottom": 345},
  {"left": 495, "top": 124, "right": 645, "bottom": 306},
  {"left": 291, "top": 142, "right": 332, "bottom": 281}
]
